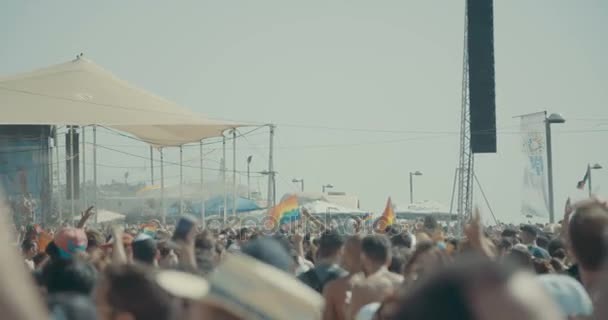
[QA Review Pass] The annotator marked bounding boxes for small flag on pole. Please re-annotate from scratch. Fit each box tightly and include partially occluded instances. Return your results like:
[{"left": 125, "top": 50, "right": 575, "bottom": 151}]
[
  {"left": 577, "top": 167, "right": 590, "bottom": 190},
  {"left": 375, "top": 197, "right": 395, "bottom": 231}
]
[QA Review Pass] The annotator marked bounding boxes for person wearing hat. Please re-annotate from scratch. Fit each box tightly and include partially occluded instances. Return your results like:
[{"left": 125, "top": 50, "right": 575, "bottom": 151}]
[
  {"left": 132, "top": 234, "right": 159, "bottom": 267},
  {"left": 520, "top": 224, "right": 550, "bottom": 260},
  {"left": 160, "top": 253, "right": 324, "bottom": 320}
]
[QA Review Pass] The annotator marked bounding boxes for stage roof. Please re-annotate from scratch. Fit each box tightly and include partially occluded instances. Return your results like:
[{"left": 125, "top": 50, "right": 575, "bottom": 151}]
[{"left": 0, "top": 56, "right": 248, "bottom": 146}]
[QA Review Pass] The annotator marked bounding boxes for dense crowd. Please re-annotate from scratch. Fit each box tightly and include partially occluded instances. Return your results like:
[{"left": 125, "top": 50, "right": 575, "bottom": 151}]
[{"left": 2, "top": 196, "right": 608, "bottom": 320}]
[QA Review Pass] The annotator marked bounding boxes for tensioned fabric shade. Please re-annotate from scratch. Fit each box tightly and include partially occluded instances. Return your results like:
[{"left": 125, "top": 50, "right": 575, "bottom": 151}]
[{"left": 0, "top": 56, "right": 245, "bottom": 146}]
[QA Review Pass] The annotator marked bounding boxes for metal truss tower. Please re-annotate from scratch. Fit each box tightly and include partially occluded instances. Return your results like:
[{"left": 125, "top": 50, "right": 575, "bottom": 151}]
[{"left": 456, "top": 6, "right": 474, "bottom": 228}]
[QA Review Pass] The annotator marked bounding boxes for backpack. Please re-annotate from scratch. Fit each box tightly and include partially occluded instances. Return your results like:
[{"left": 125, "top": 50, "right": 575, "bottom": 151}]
[{"left": 298, "top": 265, "right": 348, "bottom": 293}]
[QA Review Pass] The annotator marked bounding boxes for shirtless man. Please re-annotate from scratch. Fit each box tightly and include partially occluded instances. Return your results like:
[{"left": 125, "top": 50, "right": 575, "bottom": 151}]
[
  {"left": 322, "top": 235, "right": 363, "bottom": 320},
  {"left": 348, "top": 234, "right": 403, "bottom": 320}
]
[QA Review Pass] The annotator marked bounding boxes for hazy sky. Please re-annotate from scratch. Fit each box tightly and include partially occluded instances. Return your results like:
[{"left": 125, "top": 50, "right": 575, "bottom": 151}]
[{"left": 1, "top": 0, "right": 607, "bottom": 222}]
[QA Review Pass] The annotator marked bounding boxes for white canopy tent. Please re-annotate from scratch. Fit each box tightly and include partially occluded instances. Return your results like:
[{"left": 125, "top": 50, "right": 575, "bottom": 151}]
[
  {"left": 0, "top": 56, "right": 275, "bottom": 225},
  {"left": 0, "top": 56, "right": 240, "bottom": 146}
]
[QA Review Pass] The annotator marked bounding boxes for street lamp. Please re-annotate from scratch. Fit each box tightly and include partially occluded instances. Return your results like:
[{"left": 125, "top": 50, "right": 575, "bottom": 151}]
[
  {"left": 322, "top": 184, "right": 334, "bottom": 193},
  {"left": 409, "top": 171, "right": 423, "bottom": 204},
  {"left": 545, "top": 112, "right": 566, "bottom": 223},
  {"left": 292, "top": 178, "right": 304, "bottom": 192},
  {"left": 589, "top": 163, "right": 603, "bottom": 197},
  {"left": 246, "top": 156, "right": 253, "bottom": 199}
]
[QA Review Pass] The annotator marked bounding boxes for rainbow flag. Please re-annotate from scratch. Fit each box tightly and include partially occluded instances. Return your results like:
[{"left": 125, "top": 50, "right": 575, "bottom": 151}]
[
  {"left": 140, "top": 223, "right": 159, "bottom": 237},
  {"left": 269, "top": 195, "right": 301, "bottom": 225},
  {"left": 379, "top": 197, "right": 395, "bottom": 227}
]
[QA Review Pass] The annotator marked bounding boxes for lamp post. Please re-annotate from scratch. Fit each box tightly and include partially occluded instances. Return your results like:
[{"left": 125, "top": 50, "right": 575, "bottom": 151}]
[
  {"left": 409, "top": 171, "right": 423, "bottom": 204},
  {"left": 292, "top": 178, "right": 304, "bottom": 192},
  {"left": 247, "top": 156, "right": 253, "bottom": 199},
  {"left": 545, "top": 112, "right": 565, "bottom": 223},
  {"left": 322, "top": 184, "right": 334, "bottom": 193},
  {"left": 589, "top": 163, "right": 603, "bottom": 197}
]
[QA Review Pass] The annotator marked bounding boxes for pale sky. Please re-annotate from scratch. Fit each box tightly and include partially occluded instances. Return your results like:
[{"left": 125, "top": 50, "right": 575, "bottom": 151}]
[{"left": 1, "top": 0, "right": 607, "bottom": 222}]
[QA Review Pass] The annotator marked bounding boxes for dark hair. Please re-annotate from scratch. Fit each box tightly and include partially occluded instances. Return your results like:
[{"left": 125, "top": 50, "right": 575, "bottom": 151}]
[
  {"left": 42, "top": 258, "right": 97, "bottom": 295},
  {"left": 389, "top": 255, "right": 516, "bottom": 320},
  {"left": 389, "top": 247, "right": 409, "bottom": 274},
  {"left": 103, "top": 264, "right": 174, "bottom": 320},
  {"left": 47, "top": 293, "right": 97, "bottom": 320},
  {"left": 361, "top": 234, "right": 391, "bottom": 263},
  {"left": 501, "top": 228, "right": 518, "bottom": 238},
  {"left": 423, "top": 216, "right": 438, "bottom": 231},
  {"left": 45, "top": 241, "right": 61, "bottom": 261},
  {"left": 520, "top": 225, "right": 538, "bottom": 238},
  {"left": 22, "top": 239, "right": 37, "bottom": 252},
  {"left": 568, "top": 203, "right": 608, "bottom": 271},
  {"left": 391, "top": 233, "right": 413, "bottom": 249},
  {"left": 547, "top": 238, "right": 564, "bottom": 258},
  {"left": 132, "top": 239, "right": 157, "bottom": 265},
  {"left": 317, "top": 230, "right": 345, "bottom": 259},
  {"left": 536, "top": 236, "right": 550, "bottom": 250}
]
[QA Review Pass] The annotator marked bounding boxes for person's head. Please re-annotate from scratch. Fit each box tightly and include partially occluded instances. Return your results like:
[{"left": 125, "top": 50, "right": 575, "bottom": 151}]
[
  {"left": 384, "top": 255, "right": 561, "bottom": 320},
  {"left": 316, "top": 230, "right": 345, "bottom": 261},
  {"left": 547, "top": 238, "right": 565, "bottom": 259},
  {"left": 45, "top": 241, "right": 61, "bottom": 261},
  {"left": 241, "top": 237, "right": 293, "bottom": 273},
  {"left": 568, "top": 200, "right": 608, "bottom": 274},
  {"left": 341, "top": 235, "right": 363, "bottom": 273},
  {"left": 95, "top": 264, "right": 174, "bottom": 320},
  {"left": 47, "top": 293, "right": 98, "bottom": 320},
  {"left": 536, "top": 236, "right": 550, "bottom": 250},
  {"left": 86, "top": 229, "right": 105, "bottom": 253},
  {"left": 506, "top": 245, "right": 534, "bottom": 271},
  {"left": 42, "top": 258, "right": 97, "bottom": 295},
  {"left": 403, "top": 241, "right": 449, "bottom": 281},
  {"left": 132, "top": 236, "right": 158, "bottom": 266},
  {"left": 360, "top": 234, "right": 391, "bottom": 274},
  {"left": 390, "top": 232, "right": 413, "bottom": 249},
  {"left": 520, "top": 225, "right": 538, "bottom": 245},
  {"left": 54, "top": 227, "right": 88, "bottom": 259},
  {"left": 22, "top": 238, "right": 38, "bottom": 259}
]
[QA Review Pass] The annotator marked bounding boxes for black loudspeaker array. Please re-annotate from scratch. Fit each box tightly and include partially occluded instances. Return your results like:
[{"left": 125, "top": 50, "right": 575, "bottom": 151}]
[
  {"left": 467, "top": 0, "right": 497, "bottom": 153},
  {"left": 65, "top": 127, "right": 80, "bottom": 200}
]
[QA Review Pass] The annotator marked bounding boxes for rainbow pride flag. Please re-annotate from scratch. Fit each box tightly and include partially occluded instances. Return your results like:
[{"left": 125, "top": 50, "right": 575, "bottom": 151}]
[
  {"left": 378, "top": 197, "right": 395, "bottom": 228},
  {"left": 269, "top": 195, "right": 301, "bottom": 225}
]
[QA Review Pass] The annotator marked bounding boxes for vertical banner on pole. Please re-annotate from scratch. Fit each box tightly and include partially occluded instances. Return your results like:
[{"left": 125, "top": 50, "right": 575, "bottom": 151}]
[{"left": 520, "top": 112, "right": 549, "bottom": 218}]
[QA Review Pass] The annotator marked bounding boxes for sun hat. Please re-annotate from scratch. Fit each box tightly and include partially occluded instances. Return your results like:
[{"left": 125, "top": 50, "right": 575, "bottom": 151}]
[
  {"left": 203, "top": 253, "right": 324, "bottom": 320},
  {"left": 538, "top": 274, "right": 593, "bottom": 317}
]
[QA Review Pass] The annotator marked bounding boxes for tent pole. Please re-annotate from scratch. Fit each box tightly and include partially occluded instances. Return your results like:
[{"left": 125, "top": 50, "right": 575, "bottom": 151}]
[
  {"left": 150, "top": 146, "right": 154, "bottom": 185},
  {"left": 179, "top": 145, "right": 184, "bottom": 216},
  {"left": 82, "top": 126, "right": 86, "bottom": 209},
  {"left": 93, "top": 125, "right": 98, "bottom": 224},
  {"left": 69, "top": 127, "right": 75, "bottom": 224},
  {"left": 55, "top": 127, "right": 62, "bottom": 225},
  {"left": 200, "top": 140, "right": 205, "bottom": 228},
  {"left": 267, "top": 125, "right": 276, "bottom": 210},
  {"left": 160, "top": 148, "right": 165, "bottom": 224},
  {"left": 222, "top": 135, "right": 227, "bottom": 225},
  {"left": 232, "top": 129, "right": 237, "bottom": 217}
]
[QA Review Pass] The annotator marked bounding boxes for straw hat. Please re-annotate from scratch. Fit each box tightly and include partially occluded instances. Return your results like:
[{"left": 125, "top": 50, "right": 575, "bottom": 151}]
[{"left": 204, "top": 253, "right": 324, "bottom": 320}]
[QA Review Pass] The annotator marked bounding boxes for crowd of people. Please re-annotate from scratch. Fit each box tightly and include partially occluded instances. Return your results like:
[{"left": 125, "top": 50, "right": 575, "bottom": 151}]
[{"left": 2, "top": 196, "right": 608, "bottom": 320}]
